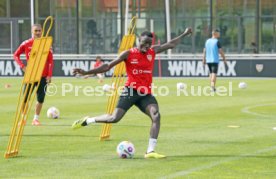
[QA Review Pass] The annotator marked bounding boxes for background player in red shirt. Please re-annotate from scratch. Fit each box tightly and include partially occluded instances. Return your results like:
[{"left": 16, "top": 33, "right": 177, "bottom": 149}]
[
  {"left": 72, "top": 27, "right": 192, "bottom": 158},
  {"left": 84, "top": 56, "right": 104, "bottom": 83},
  {"left": 14, "top": 24, "right": 54, "bottom": 126}
]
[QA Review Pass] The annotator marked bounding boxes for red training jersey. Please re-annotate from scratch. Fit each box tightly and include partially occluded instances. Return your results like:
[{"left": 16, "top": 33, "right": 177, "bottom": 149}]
[
  {"left": 94, "top": 60, "right": 103, "bottom": 68},
  {"left": 125, "top": 47, "right": 156, "bottom": 94},
  {"left": 14, "top": 38, "right": 54, "bottom": 77}
]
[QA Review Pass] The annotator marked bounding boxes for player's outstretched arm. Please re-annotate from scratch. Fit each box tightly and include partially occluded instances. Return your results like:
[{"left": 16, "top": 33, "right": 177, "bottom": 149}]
[
  {"left": 73, "top": 50, "right": 130, "bottom": 76},
  {"left": 153, "top": 27, "right": 192, "bottom": 54}
]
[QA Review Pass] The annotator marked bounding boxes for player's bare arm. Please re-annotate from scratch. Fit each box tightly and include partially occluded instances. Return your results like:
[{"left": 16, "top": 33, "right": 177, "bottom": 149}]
[
  {"left": 219, "top": 48, "right": 226, "bottom": 64},
  {"left": 73, "top": 50, "right": 130, "bottom": 76},
  {"left": 203, "top": 48, "right": 206, "bottom": 65},
  {"left": 46, "top": 76, "right": 51, "bottom": 83},
  {"left": 153, "top": 27, "right": 192, "bottom": 54}
]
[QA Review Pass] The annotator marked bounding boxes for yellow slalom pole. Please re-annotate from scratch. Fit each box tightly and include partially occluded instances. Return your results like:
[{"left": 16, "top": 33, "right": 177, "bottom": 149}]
[
  {"left": 4, "top": 16, "right": 54, "bottom": 158},
  {"left": 100, "top": 17, "right": 137, "bottom": 141}
]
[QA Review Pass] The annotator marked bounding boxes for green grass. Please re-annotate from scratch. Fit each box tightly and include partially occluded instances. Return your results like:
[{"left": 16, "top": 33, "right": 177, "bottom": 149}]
[{"left": 1, "top": 77, "right": 276, "bottom": 178}]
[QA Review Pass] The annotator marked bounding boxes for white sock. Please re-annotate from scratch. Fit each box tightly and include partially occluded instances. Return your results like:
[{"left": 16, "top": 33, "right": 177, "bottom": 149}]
[
  {"left": 34, "top": 114, "right": 39, "bottom": 120},
  {"left": 86, "top": 117, "right": 96, "bottom": 124},
  {"left": 147, "top": 138, "right": 157, "bottom": 153}
]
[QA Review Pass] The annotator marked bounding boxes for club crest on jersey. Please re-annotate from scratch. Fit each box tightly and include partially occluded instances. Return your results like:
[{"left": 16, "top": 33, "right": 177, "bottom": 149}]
[{"left": 147, "top": 54, "right": 152, "bottom": 61}]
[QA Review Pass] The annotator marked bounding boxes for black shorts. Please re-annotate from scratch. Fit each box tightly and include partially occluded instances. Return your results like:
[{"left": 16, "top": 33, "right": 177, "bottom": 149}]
[
  {"left": 23, "top": 77, "right": 47, "bottom": 103},
  {"left": 117, "top": 87, "right": 158, "bottom": 113},
  {"left": 207, "top": 63, "right": 219, "bottom": 74}
]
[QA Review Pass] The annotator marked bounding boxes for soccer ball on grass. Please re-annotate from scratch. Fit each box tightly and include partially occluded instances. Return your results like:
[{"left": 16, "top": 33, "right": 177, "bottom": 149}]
[
  {"left": 116, "top": 141, "right": 135, "bottom": 159},
  {"left": 238, "top": 82, "right": 247, "bottom": 89},
  {"left": 47, "top": 107, "right": 60, "bottom": 119}
]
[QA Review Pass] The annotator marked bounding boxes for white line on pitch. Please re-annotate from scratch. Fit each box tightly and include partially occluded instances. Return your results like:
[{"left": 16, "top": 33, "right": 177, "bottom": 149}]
[
  {"left": 241, "top": 103, "right": 276, "bottom": 118},
  {"left": 160, "top": 145, "right": 276, "bottom": 179}
]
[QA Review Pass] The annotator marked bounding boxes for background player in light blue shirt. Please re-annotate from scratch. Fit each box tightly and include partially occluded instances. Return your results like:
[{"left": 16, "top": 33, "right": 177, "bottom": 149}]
[{"left": 203, "top": 29, "right": 226, "bottom": 92}]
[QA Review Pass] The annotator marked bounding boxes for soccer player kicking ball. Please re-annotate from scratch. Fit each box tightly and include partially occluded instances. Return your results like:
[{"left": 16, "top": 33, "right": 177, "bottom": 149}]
[{"left": 72, "top": 27, "right": 192, "bottom": 159}]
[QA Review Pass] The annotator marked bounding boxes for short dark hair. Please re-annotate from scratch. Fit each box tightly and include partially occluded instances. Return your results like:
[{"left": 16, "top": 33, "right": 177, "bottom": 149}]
[
  {"left": 212, "top": 29, "right": 220, "bottom": 33},
  {"left": 140, "top": 31, "right": 153, "bottom": 38}
]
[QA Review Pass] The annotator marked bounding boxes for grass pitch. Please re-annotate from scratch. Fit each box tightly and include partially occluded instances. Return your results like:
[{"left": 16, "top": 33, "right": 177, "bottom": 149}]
[{"left": 0, "top": 77, "right": 276, "bottom": 178}]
